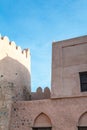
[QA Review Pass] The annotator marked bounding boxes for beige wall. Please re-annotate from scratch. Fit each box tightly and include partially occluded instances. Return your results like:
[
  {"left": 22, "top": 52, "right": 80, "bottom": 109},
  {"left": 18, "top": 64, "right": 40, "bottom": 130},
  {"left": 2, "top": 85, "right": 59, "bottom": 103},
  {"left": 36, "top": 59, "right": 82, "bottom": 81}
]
[
  {"left": 0, "top": 36, "right": 31, "bottom": 101},
  {"left": 10, "top": 97, "right": 87, "bottom": 130},
  {"left": 51, "top": 36, "right": 87, "bottom": 98},
  {"left": 0, "top": 100, "right": 12, "bottom": 130},
  {"left": 0, "top": 35, "right": 31, "bottom": 130}
]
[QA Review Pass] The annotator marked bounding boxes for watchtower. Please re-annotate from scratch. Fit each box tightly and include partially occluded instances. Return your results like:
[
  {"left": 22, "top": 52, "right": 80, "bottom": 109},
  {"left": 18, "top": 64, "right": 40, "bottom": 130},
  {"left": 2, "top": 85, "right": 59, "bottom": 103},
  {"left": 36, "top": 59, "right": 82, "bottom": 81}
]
[{"left": 0, "top": 35, "right": 31, "bottom": 130}]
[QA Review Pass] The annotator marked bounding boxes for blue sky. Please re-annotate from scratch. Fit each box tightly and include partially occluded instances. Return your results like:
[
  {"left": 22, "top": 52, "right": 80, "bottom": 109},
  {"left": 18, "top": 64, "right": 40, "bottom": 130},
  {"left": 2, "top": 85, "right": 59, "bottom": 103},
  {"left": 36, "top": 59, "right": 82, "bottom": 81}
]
[{"left": 0, "top": 0, "right": 87, "bottom": 91}]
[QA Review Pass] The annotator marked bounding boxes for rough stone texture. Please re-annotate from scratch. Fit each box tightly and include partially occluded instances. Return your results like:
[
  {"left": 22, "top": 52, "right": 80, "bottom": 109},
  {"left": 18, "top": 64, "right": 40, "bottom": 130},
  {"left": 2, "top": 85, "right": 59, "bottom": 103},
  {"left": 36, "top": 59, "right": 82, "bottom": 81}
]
[
  {"left": 51, "top": 35, "right": 87, "bottom": 98},
  {"left": 10, "top": 97, "right": 87, "bottom": 130},
  {"left": 0, "top": 36, "right": 31, "bottom": 101},
  {"left": 0, "top": 35, "right": 31, "bottom": 130},
  {"left": 0, "top": 101, "right": 12, "bottom": 130}
]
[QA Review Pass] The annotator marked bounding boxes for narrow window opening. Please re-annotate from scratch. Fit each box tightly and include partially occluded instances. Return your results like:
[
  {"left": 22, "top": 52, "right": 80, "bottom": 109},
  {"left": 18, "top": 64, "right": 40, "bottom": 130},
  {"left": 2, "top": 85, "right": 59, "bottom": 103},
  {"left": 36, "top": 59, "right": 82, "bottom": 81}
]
[
  {"left": 78, "top": 126, "right": 87, "bottom": 130},
  {"left": 33, "top": 127, "right": 52, "bottom": 130},
  {"left": 79, "top": 72, "right": 87, "bottom": 92}
]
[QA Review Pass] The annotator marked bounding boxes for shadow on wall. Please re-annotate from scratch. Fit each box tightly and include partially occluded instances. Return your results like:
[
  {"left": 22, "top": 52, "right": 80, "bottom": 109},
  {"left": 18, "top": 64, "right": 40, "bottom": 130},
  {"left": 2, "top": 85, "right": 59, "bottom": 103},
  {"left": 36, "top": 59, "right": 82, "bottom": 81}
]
[
  {"left": 31, "top": 87, "right": 51, "bottom": 100},
  {"left": 0, "top": 56, "right": 31, "bottom": 101}
]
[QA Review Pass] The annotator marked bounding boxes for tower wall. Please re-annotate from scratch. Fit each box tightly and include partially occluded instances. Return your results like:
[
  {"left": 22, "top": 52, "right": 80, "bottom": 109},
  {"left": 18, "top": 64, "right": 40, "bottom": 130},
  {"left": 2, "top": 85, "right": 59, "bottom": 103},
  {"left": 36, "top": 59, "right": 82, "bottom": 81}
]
[
  {"left": 51, "top": 35, "right": 87, "bottom": 98},
  {"left": 0, "top": 35, "right": 31, "bottom": 101},
  {"left": 0, "top": 35, "right": 31, "bottom": 130}
]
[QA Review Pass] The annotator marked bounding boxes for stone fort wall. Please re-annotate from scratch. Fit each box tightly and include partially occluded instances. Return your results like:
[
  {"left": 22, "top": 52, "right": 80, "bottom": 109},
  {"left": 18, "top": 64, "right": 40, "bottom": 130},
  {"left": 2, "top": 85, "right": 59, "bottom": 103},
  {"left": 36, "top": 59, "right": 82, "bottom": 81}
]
[
  {"left": 31, "top": 87, "right": 51, "bottom": 100},
  {"left": 0, "top": 35, "right": 31, "bottom": 101},
  {"left": 51, "top": 35, "right": 87, "bottom": 98},
  {"left": 0, "top": 35, "right": 87, "bottom": 130},
  {"left": 10, "top": 97, "right": 87, "bottom": 130},
  {"left": 0, "top": 35, "right": 31, "bottom": 130},
  {"left": 9, "top": 35, "right": 87, "bottom": 130}
]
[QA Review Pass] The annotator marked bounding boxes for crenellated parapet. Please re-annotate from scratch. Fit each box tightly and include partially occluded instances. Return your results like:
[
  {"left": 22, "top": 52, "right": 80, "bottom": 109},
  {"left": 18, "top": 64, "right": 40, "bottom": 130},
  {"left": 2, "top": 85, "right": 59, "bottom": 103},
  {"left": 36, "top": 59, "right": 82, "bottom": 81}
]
[
  {"left": 0, "top": 34, "right": 31, "bottom": 101},
  {"left": 0, "top": 34, "right": 31, "bottom": 130},
  {"left": 0, "top": 34, "right": 31, "bottom": 71},
  {"left": 0, "top": 35, "right": 30, "bottom": 59},
  {"left": 31, "top": 87, "right": 51, "bottom": 100}
]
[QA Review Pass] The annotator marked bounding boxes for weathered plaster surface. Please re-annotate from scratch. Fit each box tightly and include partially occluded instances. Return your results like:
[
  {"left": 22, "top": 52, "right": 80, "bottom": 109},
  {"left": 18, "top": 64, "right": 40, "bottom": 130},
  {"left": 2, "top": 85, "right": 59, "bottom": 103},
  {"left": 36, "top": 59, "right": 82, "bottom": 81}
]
[
  {"left": 10, "top": 97, "right": 87, "bottom": 130},
  {"left": 51, "top": 36, "right": 87, "bottom": 98},
  {"left": 0, "top": 36, "right": 31, "bottom": 130}
]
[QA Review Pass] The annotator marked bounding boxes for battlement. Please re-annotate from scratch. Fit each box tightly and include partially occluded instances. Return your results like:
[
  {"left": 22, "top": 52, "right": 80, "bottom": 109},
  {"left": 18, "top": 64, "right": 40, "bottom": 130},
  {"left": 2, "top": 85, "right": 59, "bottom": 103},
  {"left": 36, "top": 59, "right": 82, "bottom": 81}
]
[
  {"left": 31, "top": 87, "right": 51, "bottom": 100},
  {"left": 0, "top": 35, "right": 30, "bottom": 59},
  {"left": 0, "top": 34, "right": 31, "bottom": 101}
]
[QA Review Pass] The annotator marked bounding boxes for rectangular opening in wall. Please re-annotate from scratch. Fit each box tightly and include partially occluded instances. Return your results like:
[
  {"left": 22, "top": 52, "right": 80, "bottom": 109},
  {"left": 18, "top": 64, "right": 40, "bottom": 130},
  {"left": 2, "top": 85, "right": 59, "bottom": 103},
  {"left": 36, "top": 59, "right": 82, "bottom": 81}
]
[
  {"left": 33, "top": 127, "right": 52, "bottom": 130},
  {"left": 79, "top": 72, "right": 87, "bottom": 92},
  {"left": 78, "top": 126, "right": 87, "bottom": 130}
]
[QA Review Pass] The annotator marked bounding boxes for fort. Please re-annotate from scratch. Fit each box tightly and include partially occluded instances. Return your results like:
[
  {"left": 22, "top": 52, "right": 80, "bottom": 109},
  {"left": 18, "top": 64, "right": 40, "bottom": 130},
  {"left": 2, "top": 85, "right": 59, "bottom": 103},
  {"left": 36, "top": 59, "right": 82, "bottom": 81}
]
[{"left": 0, "top": 35, "right": 87, "bottom": 130}]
